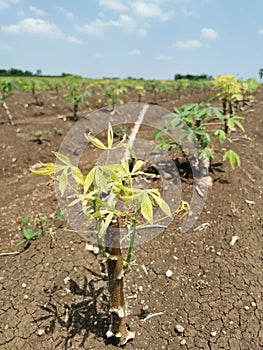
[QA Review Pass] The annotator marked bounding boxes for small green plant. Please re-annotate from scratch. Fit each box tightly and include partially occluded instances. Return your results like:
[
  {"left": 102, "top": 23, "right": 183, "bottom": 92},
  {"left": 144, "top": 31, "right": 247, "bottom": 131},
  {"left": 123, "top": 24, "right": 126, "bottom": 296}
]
[
  {"left": 112, "top": 124, "right": 127, "bottom": 139},
  {"left": 154, "top": 100, "right": 244, "bottom": 174},
  {"left": 174, "top": 79, "right": 189, "bottom": 99},
  {"left": 31, "top": 130, "right": 48, "bottom": 144},
  {"left": 134, "top": 83, "right": 145, "bottom": 103},
  {"left": 65, "top": 85, "right": 92, "bottom": 121},
  {"left": 17, "top": 215, "right": 43, "bottom": 247},
  {"left": 101, "top": 84, "right": 127, "bottom": 111},
  {"left": 18, "top": 78, "right": 46, "bottom": 106},
  {"left": 239, "top": 79, "right": 259, "bottom": 107},
  {"left": 31, "top": 123, "right": 186, "bottom": 346},
  {"left": 54, "top": 208, "right": 66, "bottom": 221},
  {"left": 144, "top": 80, "right": 161, "bottom": 104},
  {"left": 54, "top": 126, "right": 63, "bottom": 136},
  {"left": 17, "top": 210, "right": 65, "bottom": 249},
  {"left": 0, "top": 80, "right": 15, "bottom": 125}
]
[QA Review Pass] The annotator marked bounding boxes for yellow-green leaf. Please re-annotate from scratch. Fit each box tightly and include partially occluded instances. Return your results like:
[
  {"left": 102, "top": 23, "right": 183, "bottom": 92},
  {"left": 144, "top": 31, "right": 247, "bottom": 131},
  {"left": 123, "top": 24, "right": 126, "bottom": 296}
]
[
  {"left": 84, "top": 167, "right": 95, "bottom": 194},
  {"left": 107, "top": 122, "right": 114, "bottom": 148},
  {"left": 150, "top": 192, "right": 172, "bottom": 217},
  {"left": 121, "top": 159, "right": 130, "bottom": 174},
  {"left": 141, "top": 194, "right": 153, "bottom": 223},
  {"left": 59, "top": 168, "right": 68, "bottom": 196},
  {"left": 71, "top": 166, "right": 84, "bottom": 185},
  {"left": 99, "top": 212, "right": 114, "bottom": 237},
  {"left": 68, "top": 196, "right": 83, "bottom": 208},
  {"left": 52, "top": 151, "right": 71, "bottom": 165},
  {"left": 30, "top": 162, "right": 66, "bottom": 176},
  {"left": 131, "top": 159, "right": 144, "bottom": 174},
  {"left": 85, "top": 132, "right": 107, "bottom": 150},
  {"left": 94, "top": 167, "right": 108, "bottom": 192}
]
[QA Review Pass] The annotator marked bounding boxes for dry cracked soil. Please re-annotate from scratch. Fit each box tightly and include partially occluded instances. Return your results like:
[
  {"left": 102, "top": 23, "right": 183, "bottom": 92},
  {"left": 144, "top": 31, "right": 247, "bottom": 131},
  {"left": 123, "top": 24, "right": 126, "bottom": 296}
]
[{"left": 0, "top": 87, "right": 262, "bottom": 349}]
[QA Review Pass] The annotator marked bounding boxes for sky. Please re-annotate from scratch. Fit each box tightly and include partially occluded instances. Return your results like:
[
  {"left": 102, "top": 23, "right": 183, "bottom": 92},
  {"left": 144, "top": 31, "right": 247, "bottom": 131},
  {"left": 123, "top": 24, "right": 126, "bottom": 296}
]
[{"left": 0, "top": 0, "right": 263, "bottom": 80}]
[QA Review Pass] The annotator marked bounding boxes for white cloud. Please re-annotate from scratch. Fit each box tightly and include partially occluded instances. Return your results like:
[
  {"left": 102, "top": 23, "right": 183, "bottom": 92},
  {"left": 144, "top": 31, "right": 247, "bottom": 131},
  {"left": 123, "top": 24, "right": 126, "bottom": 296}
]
[
  {"left": 56, "top": 6, "right": 75, "bottom": 19},
  {"left": 118, "top": 14, "right": 136, "bottom": 31},
  {"left": 130, "top": 1, "right": 172, "bottom": 21},
  {"left": 0, "top": 41, "right": 11, "bottom": 50},
  {"left": 0, "top": 0, "right": 9, "bottom": 9},
  {"left": 66, "top": 12, "right": 74, "bottom": 19},
  {"left": 76, "top": 14, "right": 136, "bottom": 37},
  {"left": 0, "top": 0, "right": 21, "bottom": 10},
  {"left": 94, "top": 53, "right": 104, "bottom": 58},
  {"left": 29, "top": 5, "right": 46, "bottom": 17},
  {"left": 130, "top": 49, "right": 141, "bottom": 55},
  {"left": 99, "top": 0, "right": 127, "bottom": 12},
  {"left": 182, "top": 8, "right": 193, "bottom": 16},
  {"left": 17, "top": 8, "right": 25, "bottom": 16},
  {"left": 137, "top": 27, "right": 147, "bottom": 37},
  {"left": 1, "top": 18, "right": 62, "bottom": 37},
  {"left": 173, "top": 40, "right": 203, "bottom": 49},
  {"left": 75, "top": 19, "right": 110, "bottom": 37},
  {"left": 258, "top": 29, "right": 263, "bottom": 35},
  {"left": 67, "top": 36, "right": 82, "bottom": 44},
  {"left": 201, "top": 27, "right": 218, "bottom": 39},
  {"left": 155, "top": 54, "right": 171, "bottom": 61}
]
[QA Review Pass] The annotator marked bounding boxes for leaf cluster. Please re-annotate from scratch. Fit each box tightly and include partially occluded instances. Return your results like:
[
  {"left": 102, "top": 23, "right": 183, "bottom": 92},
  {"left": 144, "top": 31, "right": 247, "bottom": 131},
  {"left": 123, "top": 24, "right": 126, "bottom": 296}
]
[
  {"left": 31, "top": 123, "right": 172, "bottom": 241},
  {"left": 154, "top": 100, "right": 243, "bottom": 168}
]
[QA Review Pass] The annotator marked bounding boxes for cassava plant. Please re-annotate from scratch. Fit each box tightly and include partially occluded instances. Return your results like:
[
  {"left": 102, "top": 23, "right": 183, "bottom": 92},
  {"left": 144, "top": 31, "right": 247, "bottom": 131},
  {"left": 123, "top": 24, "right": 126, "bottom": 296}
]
[
  {"left": 64, "top": 85, "right": 92, "bottom": 121},
  {"left": 0, "top": 80, "right": 15, "bottom": 125},
  {"left": 174, "top": 78, "right": 189, "bottom": 99},
  {"left": 31, "top": 123, "right": 182, "bottom": 346},
  {"left": 213, "top": 75, "right": 242, "bottom": 133},
  {"left": 154, "top": 100, "right": 244, "bottom": 177},
  {"left": 144, "top": 80, "right": 161, "bottom": 104},
  {"left": 18, "top": 77, "right": 46, "bottom": 106},
  {"left": 101, "top": 84, "right": 127, "bottom": 111}
]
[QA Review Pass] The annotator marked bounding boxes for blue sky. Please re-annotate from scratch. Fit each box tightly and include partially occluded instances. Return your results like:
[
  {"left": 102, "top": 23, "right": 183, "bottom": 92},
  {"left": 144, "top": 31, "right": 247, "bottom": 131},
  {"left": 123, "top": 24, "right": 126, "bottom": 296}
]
[{"left": 0, "top": 0, "right": 263, "bottom": 80}]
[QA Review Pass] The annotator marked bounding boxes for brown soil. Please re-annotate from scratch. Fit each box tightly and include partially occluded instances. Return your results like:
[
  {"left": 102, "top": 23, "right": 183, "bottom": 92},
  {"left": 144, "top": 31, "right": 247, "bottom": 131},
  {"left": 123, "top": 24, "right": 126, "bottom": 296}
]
[{"left": 0, "top": 87, "right": 262, "bottom": 350}]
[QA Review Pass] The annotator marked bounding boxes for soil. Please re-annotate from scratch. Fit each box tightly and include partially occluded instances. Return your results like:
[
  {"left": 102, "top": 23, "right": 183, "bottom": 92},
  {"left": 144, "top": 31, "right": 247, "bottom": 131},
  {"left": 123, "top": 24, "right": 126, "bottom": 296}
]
[{"left": 0, "top": 86, "right": 262, "bottom": 350}]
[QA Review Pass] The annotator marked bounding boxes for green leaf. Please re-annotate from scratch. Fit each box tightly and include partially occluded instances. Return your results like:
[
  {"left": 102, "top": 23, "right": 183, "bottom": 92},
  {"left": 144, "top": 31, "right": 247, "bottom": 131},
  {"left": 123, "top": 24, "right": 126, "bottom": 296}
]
[
  {"left": 16, "top": 238, "right": 27, "bottom": 247},
  {"left": 31, "top": 230, "right": 42, "bottom": 238},
  {"left": 223, "top": 150, "right": 241, "bottom": 168},
  {"left": 141, "top": 194, "right": 153, "bottom": 223},
  {"left": 214, "top": 129, "right": 226, "bottom": 143},
  {"left": 59, "top": 168, "right": 68, "bottom": 196},
  {"left": 22, "top": 215, "right": 30, "bottom": 226},
  {"left": 22, "top": 227, "right": 32, "bottom": 240},
  {"left": 56, "top": 209, "right": 66, "bottom": 221},
  {"left": 170, "top": 117, "right": 181, "bottom": 127},
  {"left": 232, "top": 119, "right": 245, "bottom": 132},
  {"left": 227, "top": 118, "right": 235, "bottom": 131}
]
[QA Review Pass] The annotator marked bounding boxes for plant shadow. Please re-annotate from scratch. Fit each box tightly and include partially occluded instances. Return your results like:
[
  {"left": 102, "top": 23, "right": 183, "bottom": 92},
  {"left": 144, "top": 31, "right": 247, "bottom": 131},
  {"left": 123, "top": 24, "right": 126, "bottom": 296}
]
[{"left": 35, "top": 275, "right": 110, "bottom": 349}]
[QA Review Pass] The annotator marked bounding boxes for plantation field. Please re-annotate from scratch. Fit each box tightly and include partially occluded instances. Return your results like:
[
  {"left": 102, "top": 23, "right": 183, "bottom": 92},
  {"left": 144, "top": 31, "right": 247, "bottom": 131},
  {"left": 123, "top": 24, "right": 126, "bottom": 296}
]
[{"left": 0, "top": 81, "right": 262, "bottom": 349}]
